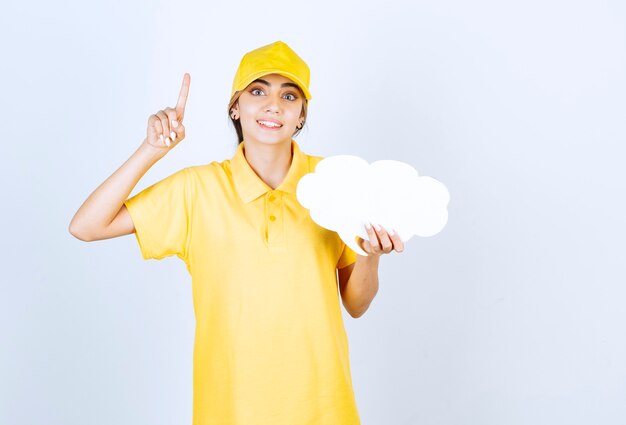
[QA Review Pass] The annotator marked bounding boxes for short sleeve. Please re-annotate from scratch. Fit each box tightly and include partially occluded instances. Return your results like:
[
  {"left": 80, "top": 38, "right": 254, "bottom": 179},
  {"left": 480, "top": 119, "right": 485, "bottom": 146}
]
[
  {"left": 123, "top": 168, "right": 191, "bottom": 262},
  {"left": 336, "top": 241, "right": 357, "bottom": 269}
]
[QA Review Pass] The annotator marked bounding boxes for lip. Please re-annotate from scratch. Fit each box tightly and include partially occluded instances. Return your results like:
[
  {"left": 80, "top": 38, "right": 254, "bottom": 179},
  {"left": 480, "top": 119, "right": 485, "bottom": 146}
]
[
  {"left": 257, "top": 118, "right": 283, "bottom": 126},
  {"left": 257, "top": 118, "right": 284, "bottom": 130}
]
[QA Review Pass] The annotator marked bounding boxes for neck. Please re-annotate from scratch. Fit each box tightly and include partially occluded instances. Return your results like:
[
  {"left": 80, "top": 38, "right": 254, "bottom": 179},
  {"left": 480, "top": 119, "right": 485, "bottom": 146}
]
[{"left": 241, "top": 139, "right": 293, "bottom": 190}]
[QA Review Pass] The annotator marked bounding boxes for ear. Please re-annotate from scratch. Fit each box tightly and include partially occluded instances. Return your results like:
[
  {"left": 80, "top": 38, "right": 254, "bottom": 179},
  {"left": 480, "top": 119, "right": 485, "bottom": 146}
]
[{"left": 230, "top": 103, "right": 240, "bottom": 120}]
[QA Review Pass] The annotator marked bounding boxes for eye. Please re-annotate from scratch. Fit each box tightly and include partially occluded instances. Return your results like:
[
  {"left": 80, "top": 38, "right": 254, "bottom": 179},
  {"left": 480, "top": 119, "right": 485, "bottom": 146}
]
[{"left": 250, "top": 87, "right": 297, "bottom": 101}]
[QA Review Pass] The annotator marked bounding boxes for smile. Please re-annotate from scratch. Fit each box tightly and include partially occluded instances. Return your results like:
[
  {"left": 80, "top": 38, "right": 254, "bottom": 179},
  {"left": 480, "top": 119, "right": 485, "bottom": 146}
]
[{"left": 257, "top": 120, "right": 283, "bottom": 129}]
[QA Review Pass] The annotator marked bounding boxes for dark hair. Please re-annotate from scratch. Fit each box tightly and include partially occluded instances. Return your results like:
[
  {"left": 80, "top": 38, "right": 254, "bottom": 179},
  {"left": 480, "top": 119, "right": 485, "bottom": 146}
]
[{"left": 227, "top": 87, "right": 308, "bottom": 144}]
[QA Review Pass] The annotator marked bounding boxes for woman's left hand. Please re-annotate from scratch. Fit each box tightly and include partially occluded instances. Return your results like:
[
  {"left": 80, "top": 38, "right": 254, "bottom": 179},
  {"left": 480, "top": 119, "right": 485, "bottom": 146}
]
[{"left": 356, "top": 223, "right": 405, "bottom": 257}]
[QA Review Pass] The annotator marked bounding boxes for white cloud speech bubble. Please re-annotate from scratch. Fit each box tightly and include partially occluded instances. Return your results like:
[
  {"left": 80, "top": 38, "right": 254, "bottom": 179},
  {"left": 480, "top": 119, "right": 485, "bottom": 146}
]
[{"left": 296, "top": 155, "right": 450, "bottom": 256}]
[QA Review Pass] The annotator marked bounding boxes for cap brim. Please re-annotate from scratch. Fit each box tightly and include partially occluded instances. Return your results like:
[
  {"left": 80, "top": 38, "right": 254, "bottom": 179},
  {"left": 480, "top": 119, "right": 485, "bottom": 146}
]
[{"left": 234, "top": 69, "right": 312, "bottom": 100}]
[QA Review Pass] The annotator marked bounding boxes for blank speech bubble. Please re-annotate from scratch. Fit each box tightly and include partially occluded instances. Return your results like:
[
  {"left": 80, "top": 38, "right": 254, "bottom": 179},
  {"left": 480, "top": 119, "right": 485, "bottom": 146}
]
[{"left": 296, "top": 155, "right": 450, "bottom": 256}]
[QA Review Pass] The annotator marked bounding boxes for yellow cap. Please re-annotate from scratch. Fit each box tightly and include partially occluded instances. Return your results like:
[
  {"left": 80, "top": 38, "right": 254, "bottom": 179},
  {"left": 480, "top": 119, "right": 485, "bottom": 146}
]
[{"left": 231, "top": 40, "right": 312, "bottom": 101}]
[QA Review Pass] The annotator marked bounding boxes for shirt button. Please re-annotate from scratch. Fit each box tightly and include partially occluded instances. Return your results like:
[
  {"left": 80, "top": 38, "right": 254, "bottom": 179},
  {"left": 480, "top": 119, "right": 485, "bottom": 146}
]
[
  {"left": 269, "top": 215, "right": 276, "bottom": 222},
  {"left": 268, "top": 195, "right": 276, "bottom": 202}
]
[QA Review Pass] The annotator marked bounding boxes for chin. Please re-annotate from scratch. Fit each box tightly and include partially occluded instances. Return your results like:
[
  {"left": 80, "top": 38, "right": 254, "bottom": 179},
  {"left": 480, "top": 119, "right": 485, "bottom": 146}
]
[
  {"left": 245, "top": 134, "right": 292, "bottom": 147},
  {"left": 245, "top": 128, "right": 290, "bottom": 143}
]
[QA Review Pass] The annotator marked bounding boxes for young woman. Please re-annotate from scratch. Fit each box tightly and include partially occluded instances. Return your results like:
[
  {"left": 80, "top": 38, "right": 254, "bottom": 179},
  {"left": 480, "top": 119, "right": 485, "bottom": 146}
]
[{"left": 69, "top": 40, "right": 404, "bottom": 424}]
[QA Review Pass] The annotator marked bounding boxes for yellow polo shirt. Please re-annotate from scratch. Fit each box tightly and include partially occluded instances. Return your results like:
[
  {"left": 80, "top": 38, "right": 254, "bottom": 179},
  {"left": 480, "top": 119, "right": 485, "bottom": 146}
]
[{"left": 124, "top": 139, "right": 360, "bottom": 424}]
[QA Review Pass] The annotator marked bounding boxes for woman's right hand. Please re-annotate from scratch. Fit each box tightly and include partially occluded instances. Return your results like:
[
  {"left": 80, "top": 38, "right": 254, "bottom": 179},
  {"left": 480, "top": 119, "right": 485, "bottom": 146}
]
[{"left": 144, "top": 73, "right": 191, "bottom": 152}]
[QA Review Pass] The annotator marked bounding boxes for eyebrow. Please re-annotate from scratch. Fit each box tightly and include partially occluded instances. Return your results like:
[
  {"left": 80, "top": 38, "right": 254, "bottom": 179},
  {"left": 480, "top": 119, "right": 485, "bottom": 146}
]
[{"left": 252, "top": 78, "right": 301, "bottom": 92}]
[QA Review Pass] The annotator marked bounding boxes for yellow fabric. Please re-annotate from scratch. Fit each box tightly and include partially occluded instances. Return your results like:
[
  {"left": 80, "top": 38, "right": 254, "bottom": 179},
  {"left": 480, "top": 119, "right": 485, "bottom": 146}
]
[
  {"left": 124, "top": 139, "right": 359, "bottom": 424},
  {"left": 231, "top": 40, "right": 312, "bottom": 101}
]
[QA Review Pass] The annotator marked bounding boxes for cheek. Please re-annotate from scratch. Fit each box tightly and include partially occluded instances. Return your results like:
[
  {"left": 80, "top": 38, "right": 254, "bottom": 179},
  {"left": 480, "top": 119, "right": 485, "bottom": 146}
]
[
  {"left": 240, "top": 108, "right": 258, "bottom": 125},
  {"left": 286, "top": 106, "right": 303, "bottom": 121}
]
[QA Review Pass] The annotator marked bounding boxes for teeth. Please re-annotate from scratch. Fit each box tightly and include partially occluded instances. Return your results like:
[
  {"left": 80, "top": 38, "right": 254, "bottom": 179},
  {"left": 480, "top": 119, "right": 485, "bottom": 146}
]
[{"left": 258, "top": 120, "right": 282, "bottom": 128}]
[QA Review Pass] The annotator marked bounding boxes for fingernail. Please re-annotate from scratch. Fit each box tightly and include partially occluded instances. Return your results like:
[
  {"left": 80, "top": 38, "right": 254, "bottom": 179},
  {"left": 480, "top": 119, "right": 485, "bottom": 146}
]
[
  {"left": 374, "top": 224, "right": 381, "bottom": 231},
  {"left": 172, "top": 120, "right": 178, "bottom": 128},
  {"left": 365, "top": 222, "right": 372, "bottom": 230},
  {"left": 159, "top": 134, "right": 164, "bottom": 142},
  {"left": 388, "top": 229, "right": 395, "bottom": 236},
  {"left": 165, "top": 137, "right": 171, "bottom": 147},
  {"left": 170, "top": 131, "right": 177, "bottom": 140}
]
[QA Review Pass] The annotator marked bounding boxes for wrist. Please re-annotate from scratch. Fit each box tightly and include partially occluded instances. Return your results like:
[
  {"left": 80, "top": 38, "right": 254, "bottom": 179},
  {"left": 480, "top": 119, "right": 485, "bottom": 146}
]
[
  {"left": 137, "top": 140, "right": 167, "bottom": 163},
  {"left": 357, "top": 252, "right": 381, "bottom": 265}
]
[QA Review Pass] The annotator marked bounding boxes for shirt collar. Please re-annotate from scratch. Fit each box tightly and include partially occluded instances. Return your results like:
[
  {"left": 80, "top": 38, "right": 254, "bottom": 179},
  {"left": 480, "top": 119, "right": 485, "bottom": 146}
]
[{"left": 230, "top": 139, "right": 310, "bottom": 204}]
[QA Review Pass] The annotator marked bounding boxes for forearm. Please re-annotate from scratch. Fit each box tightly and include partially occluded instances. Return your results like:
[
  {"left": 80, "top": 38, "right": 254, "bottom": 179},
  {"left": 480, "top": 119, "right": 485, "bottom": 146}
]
[
  {"left": 342, "top": 254, "right": 380, "bottom": 318},
  {"left": 69, "top": 140, "right": 163, "bottom": 238}
]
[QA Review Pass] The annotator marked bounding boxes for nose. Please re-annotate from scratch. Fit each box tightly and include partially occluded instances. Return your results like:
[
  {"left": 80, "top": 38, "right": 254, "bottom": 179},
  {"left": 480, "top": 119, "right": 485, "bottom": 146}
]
[{"left": 263, "top": 92, "right": 282, "bottom": 114}]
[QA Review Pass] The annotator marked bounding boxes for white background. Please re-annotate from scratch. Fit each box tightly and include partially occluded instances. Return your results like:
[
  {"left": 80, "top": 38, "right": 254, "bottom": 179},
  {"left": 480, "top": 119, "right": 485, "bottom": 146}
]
[{"left": 2, "top": 0, "right": 625, "bottom": 424}]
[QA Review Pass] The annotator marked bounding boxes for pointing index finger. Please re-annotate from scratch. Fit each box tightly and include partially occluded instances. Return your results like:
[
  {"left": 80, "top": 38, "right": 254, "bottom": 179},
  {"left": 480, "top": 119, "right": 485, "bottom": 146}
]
[{"left": 175, "top": 73, "right": 191, "bottom": 119}]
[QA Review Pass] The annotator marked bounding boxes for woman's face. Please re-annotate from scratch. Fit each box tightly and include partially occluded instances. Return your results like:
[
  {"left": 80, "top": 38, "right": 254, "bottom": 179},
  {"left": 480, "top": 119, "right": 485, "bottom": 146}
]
[{"left": 233, "top": 73, "right": 304, "bottom": 146}]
